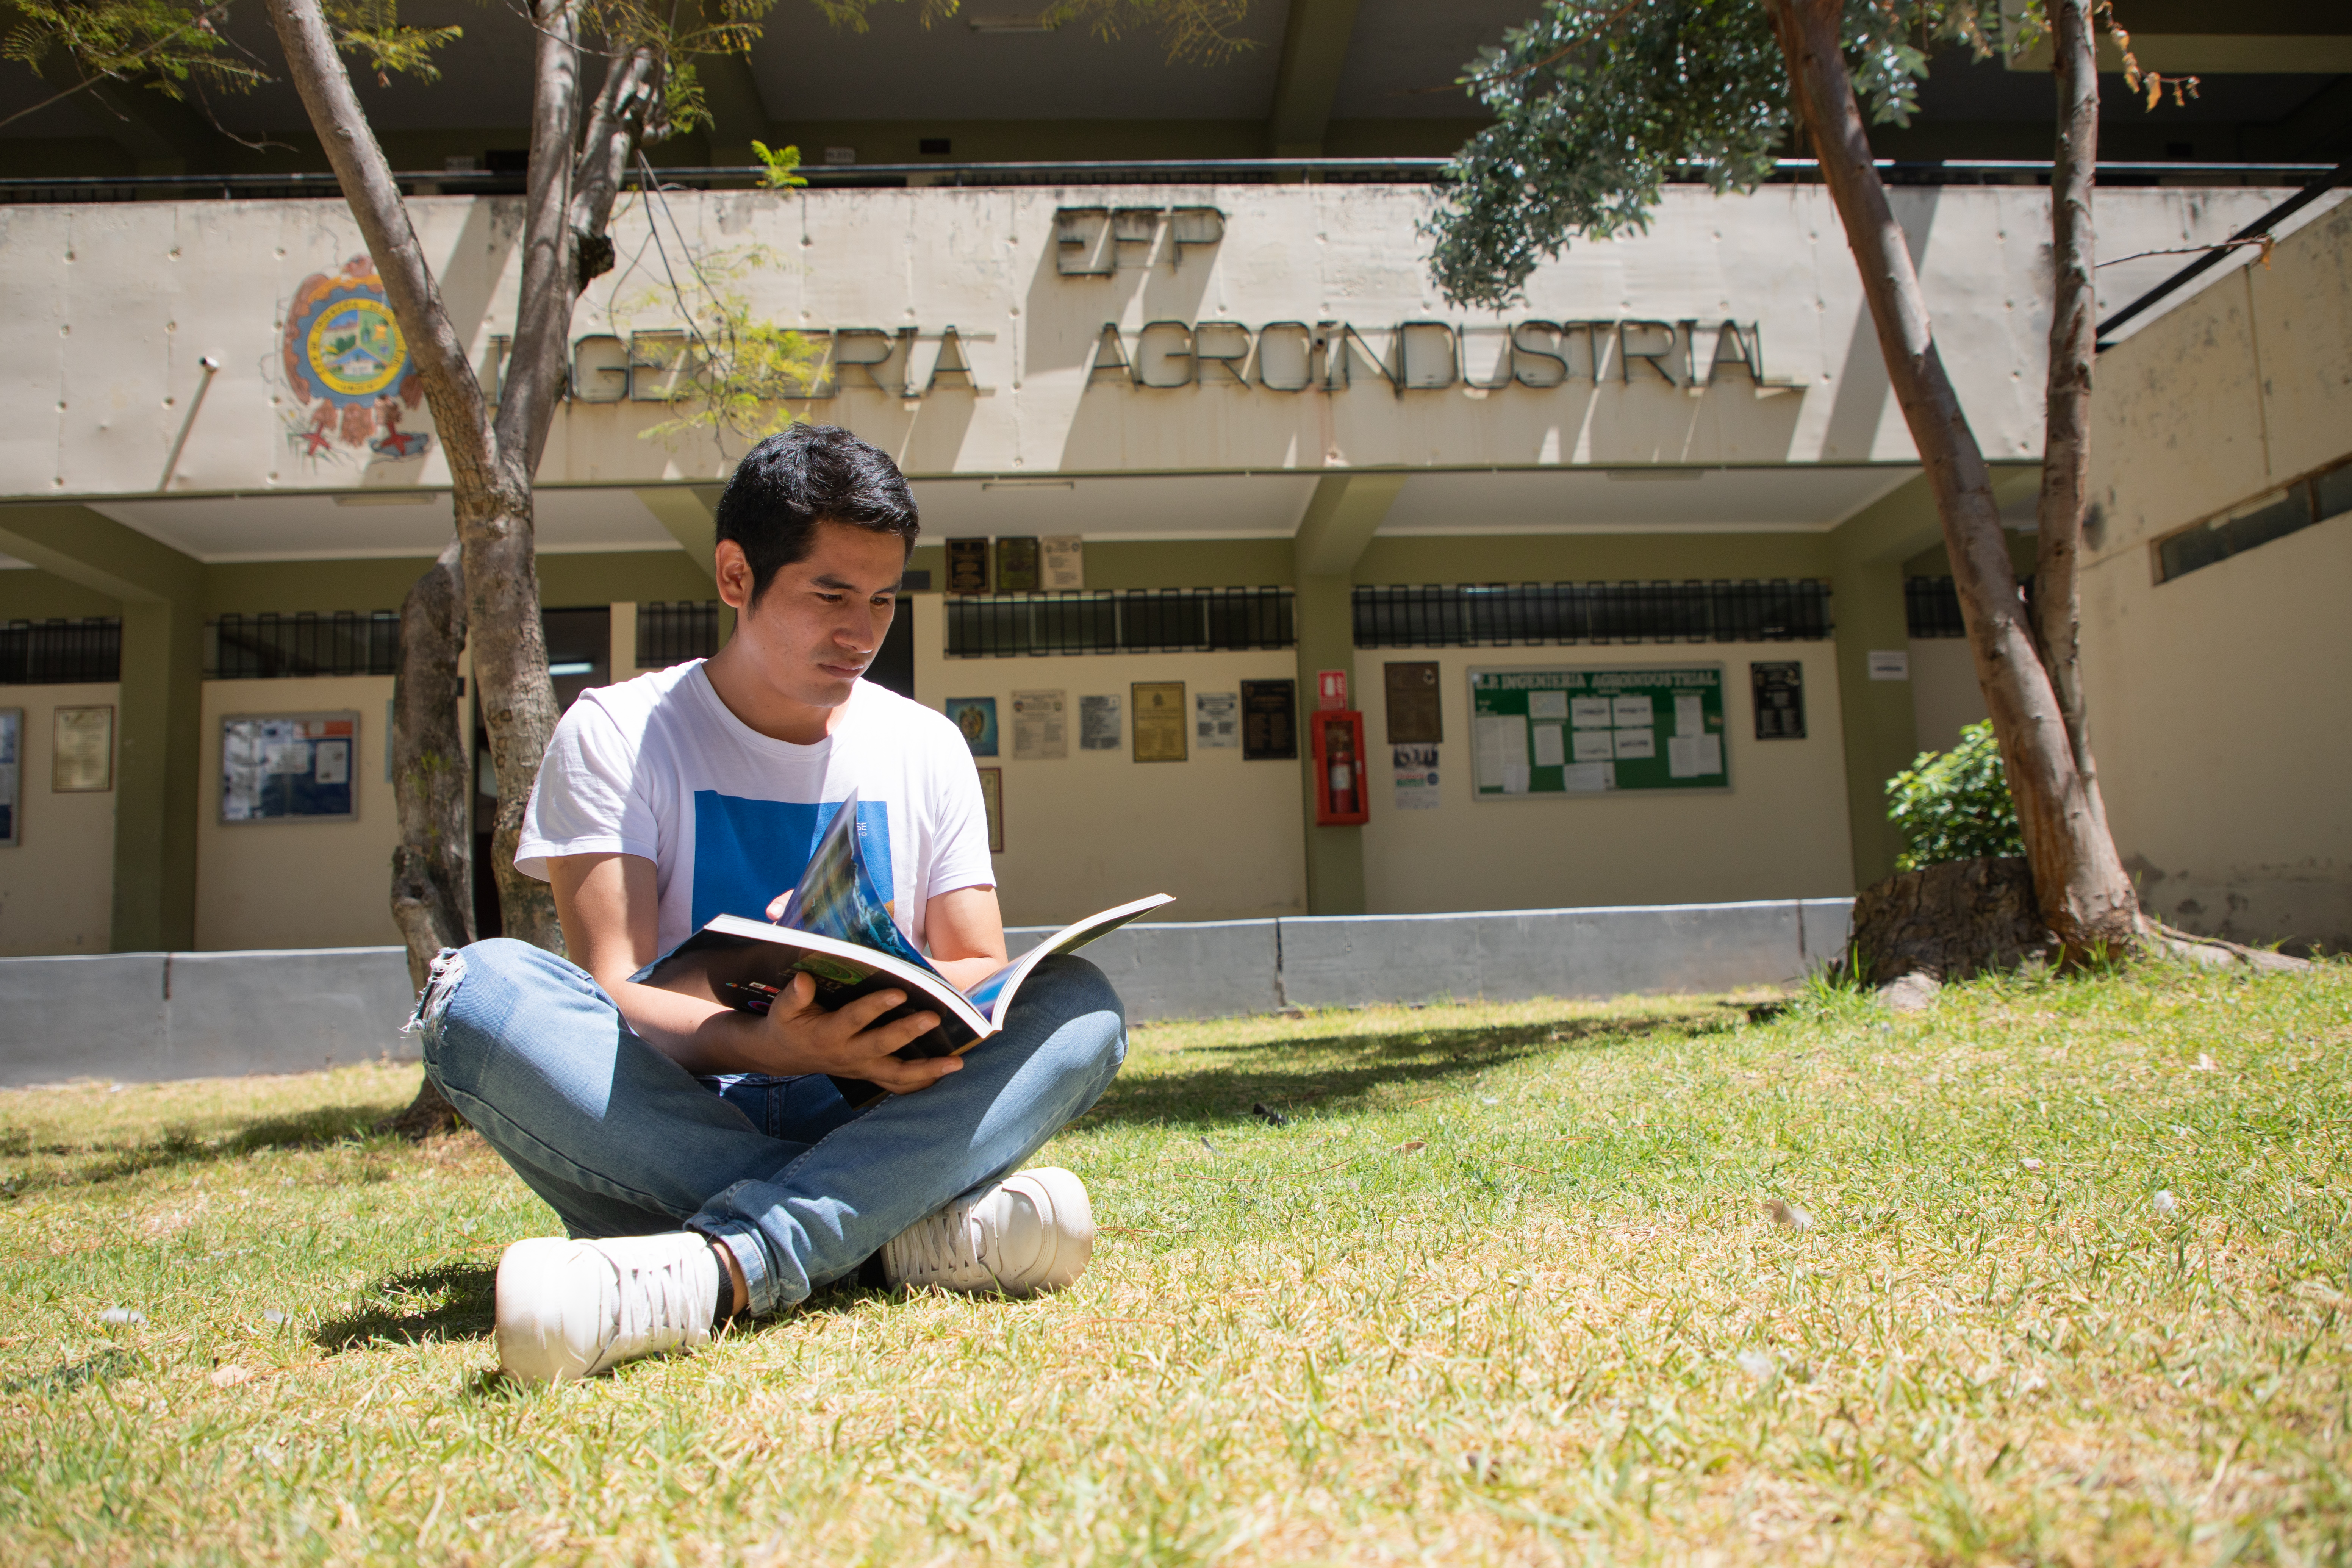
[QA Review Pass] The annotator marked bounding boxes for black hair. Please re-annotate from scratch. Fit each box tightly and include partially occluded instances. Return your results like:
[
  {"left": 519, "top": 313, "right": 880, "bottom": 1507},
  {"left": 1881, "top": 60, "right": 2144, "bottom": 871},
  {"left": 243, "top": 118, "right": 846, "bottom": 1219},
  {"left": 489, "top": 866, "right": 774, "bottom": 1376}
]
[{"left": 712, "top": 424, "right": 920, "bottom": 602}]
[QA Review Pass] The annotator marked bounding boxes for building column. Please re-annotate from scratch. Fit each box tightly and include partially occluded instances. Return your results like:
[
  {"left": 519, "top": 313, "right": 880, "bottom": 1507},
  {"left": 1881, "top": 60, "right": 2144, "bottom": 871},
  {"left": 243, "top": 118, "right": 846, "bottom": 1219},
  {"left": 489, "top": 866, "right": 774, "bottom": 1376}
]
[
  {"left": 1827, "top": 477, "right": 1942, "bottom": 888},
  {"left": 1290, "top": 471, "right": 1405, "bottom": 916},
  {"left": 0, "top": 506, "right": 205, "bottom": 950}
]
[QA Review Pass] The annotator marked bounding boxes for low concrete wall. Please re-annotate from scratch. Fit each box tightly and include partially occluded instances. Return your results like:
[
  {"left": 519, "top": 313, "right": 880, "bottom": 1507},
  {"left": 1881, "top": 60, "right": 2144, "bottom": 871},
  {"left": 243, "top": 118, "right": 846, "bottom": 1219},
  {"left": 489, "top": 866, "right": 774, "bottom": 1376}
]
[
  {"left": 0, "top": 946, "right": 418, "bottom": 1088},
  {"left": 1013, "top": 896, "right": 1852, "bottom": 1023},
  {"left": 1, "top": 899, "right": 1854, "bottom": 1085}
]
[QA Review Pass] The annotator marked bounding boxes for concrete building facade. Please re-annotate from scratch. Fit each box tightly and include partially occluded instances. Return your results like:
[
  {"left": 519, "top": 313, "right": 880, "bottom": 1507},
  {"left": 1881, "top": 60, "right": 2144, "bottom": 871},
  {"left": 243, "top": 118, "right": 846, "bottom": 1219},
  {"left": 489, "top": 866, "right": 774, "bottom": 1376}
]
[{"left": 0, "top": 175, "right": 2341, "bottom": 952}]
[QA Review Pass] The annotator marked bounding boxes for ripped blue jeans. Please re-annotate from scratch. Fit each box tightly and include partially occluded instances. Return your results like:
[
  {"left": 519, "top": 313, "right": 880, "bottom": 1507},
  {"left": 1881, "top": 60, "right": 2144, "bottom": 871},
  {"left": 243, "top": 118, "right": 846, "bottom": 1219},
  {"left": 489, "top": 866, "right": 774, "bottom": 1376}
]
[{"left": 414, "top": 939, "right": 1127, "bottom": 1317}]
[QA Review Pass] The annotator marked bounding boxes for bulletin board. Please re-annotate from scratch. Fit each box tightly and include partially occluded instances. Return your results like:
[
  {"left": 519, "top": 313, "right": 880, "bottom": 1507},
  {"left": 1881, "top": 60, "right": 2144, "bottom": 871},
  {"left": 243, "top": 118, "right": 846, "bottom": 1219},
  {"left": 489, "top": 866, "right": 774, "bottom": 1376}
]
[
  {"left": 1468, "top": 667, "right": 1728, "bottom": 798},
  {"left": 221, "top": 712, "right": 360, "bottom": 823}
]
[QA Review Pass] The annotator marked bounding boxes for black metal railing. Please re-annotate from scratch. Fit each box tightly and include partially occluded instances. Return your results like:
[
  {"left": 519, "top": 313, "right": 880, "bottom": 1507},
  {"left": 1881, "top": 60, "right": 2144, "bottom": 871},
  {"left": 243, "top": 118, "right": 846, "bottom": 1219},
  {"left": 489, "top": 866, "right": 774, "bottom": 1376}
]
[
  {"left": 1903, "top": 574, "right": 2042, "bottom": 637},
  {"left": 1351, "top": 580, "right": 1831, "bottom": 649},
  {"left": 638, "top": 601, "right": 721, "bottom": 667},
  {"left": 1, "top": 159, "right": 2332, "bottom": 205},
  {"left": 946, "top": 588, "right": 1296, "bottom": 658},
  {"left": 207, "top": 611, "right": 399, "bottom": 678},
  {"left": 1904, "top": 577, "right": 1968, "bottom": 638},
  {"left": 0, "top": 618, "right": 122, "bottom": 683}
]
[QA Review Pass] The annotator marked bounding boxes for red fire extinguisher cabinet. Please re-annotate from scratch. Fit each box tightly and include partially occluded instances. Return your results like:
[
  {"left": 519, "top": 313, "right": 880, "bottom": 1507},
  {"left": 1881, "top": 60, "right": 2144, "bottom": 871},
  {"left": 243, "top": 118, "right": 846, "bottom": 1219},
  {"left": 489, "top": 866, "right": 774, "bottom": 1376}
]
[{"left": 1311, "top": 710, "right": 1370, "bottom": 826}]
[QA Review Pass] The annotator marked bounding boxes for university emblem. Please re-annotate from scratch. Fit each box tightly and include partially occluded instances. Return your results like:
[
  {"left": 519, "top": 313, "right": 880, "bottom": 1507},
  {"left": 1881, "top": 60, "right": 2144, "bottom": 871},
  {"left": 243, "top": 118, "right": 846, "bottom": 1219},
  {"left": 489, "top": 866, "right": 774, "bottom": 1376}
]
[{"left": 280, "top": 255, "right": 432, "bottom": 463}]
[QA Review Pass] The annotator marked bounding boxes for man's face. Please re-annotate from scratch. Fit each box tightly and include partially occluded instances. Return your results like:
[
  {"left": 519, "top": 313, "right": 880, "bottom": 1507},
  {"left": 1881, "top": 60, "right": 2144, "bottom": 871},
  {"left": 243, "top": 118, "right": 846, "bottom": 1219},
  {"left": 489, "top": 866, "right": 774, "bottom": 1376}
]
[{"left": 722, "top": 520, "right": 907, "bottom": 710}]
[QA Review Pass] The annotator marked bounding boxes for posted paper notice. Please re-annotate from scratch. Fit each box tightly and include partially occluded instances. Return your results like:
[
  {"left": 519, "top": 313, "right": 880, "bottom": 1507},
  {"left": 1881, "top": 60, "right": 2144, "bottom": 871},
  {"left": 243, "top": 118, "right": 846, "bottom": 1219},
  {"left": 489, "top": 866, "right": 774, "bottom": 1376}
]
[{"left": 1010, "top": 689, "right": 1067, "bottom": 760}]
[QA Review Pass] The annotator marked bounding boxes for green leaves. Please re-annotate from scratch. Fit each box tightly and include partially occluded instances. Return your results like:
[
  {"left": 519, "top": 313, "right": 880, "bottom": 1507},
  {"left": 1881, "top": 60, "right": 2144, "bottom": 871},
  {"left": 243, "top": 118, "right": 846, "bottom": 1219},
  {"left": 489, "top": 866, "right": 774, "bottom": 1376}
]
[
  {"left": 1424, "top": 0, "right": 1791, "bottom": 309},
  {"left": 1423, "top": 0, "right": 2026, "bottom": 310},
  {"left": 1888, "top": 719, "right": 2026, "bottom": 871},
  {"left": 750, "top": 136, "right": 804, "bottom": 189}
]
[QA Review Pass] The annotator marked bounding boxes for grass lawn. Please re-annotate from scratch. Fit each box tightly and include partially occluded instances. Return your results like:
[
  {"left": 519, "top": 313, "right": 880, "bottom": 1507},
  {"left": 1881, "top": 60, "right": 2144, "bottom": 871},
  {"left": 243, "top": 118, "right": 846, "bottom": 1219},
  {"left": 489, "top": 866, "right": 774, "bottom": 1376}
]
[{"left": 3, "top": 960, "right": 2350, "bottom": 1565}]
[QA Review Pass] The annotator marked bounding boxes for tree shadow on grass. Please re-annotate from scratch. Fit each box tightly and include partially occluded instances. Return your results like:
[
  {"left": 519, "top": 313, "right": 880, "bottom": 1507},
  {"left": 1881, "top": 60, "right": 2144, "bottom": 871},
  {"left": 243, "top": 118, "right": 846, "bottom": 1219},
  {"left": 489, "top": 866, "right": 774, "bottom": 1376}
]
[
  {"left": 1092, "top": 1010, "right": 1713, "bottom": 1130},
  {"left": 28, "top": 1101, "right": 409, "bottom": 1193},
  {"left": 314, "top": 1260, "right": 497, "bottom": 1354}
]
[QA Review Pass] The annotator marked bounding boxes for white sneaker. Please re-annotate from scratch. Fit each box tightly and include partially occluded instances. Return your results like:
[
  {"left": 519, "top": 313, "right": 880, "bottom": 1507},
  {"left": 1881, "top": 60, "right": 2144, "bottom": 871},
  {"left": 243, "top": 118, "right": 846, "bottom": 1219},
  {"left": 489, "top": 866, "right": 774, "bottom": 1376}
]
[
  {"left": 494, "top": 1232, "right": 721, "bottom": 1384},
  {"left": 881, "top": 1168, "right": 1095, "bottom": 1298}
]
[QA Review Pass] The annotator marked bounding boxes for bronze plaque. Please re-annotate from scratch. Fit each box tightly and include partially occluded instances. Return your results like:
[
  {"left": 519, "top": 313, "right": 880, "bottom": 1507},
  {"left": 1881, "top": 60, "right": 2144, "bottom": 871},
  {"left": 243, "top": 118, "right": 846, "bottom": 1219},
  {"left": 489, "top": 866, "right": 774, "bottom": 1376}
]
[
  {"left": 1131, "top": 680, "right": 1188, "bottom": 763},
  {"left": 1384, "top": 661, "right": 1442, "bottom": 744},
  {"left": 945, "top": 538, "right": 990, "bottom": 595},
  {"left": 995, "top": 536, "right": 1040, "bottom": 593},
  {"left": 1240, "top": 679, "right": 1296, "bottom": 760}
]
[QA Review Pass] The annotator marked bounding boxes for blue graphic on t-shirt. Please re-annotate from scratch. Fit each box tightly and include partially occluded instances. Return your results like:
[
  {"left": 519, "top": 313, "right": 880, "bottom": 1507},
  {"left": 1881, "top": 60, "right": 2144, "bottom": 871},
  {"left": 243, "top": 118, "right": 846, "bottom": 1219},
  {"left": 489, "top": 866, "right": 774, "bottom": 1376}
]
[{"left": 690, "top": 793, "right": 895, "bottom": 932}]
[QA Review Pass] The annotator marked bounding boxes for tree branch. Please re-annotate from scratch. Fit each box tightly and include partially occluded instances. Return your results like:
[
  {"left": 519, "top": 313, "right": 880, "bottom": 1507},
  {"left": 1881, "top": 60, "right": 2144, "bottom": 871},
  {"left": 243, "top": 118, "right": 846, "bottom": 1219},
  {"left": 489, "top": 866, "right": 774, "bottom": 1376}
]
[
  {"left": 2033, "top": 0, "right": 2106, "bottom": 835},
  {"left": 263, "top": 0, "right": 499, "bottom": 499},
  {"left": 491, "top": 0, "right": 585, "bottom": 477}
]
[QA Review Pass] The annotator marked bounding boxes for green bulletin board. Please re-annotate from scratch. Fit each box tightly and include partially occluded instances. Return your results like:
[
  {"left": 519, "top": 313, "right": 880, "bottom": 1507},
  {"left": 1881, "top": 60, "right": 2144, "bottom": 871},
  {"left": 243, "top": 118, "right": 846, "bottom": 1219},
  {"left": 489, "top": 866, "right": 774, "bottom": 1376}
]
[{"left": 1469, "top": 666, "right": 1728, "bottom": 797}]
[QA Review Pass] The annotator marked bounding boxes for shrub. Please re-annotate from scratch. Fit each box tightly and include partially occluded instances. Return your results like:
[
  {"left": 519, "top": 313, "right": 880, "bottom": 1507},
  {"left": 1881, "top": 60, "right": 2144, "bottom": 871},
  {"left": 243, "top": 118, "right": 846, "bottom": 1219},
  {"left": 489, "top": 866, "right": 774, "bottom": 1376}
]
[{"left": 1888, "top": 719, "right": 2024, "bottom": 871}]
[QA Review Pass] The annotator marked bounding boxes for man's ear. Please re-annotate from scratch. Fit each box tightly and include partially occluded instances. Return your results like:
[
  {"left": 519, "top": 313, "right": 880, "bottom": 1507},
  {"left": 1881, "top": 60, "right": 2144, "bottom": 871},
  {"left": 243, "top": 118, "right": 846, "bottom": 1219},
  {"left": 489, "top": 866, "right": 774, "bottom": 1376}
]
[{"left": 713, "top": 539, "right": 755, "bottom": 610}]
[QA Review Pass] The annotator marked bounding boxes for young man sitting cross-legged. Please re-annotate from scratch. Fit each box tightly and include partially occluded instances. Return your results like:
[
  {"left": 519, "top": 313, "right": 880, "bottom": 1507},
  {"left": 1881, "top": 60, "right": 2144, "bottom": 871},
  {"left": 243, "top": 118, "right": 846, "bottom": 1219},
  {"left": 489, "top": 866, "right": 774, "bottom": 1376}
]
[{"left": 414, "top": 424, "right": 1127, "bottom": 1383}]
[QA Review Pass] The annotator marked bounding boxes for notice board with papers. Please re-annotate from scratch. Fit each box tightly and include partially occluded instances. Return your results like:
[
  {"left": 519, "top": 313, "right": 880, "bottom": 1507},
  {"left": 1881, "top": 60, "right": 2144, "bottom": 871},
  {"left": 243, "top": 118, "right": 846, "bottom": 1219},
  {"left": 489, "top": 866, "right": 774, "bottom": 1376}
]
[{"left": 1468, "top": 666, "right": 1728, "bottom": 798}]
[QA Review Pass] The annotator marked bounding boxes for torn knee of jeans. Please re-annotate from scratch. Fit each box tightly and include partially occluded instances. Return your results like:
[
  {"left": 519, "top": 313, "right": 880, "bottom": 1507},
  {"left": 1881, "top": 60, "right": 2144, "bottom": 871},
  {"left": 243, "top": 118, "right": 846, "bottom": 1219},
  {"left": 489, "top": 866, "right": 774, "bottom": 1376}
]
[{"left": 404, "top": 947, "right": 467, "bottom": 1035}]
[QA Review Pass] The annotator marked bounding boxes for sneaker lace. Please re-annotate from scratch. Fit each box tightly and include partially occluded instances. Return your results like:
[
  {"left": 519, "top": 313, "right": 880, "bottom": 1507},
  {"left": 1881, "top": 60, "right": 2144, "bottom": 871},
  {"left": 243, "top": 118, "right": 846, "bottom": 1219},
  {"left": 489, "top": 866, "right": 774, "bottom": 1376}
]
[
  {"left": 610, "top": 1251, "right": 703, "bottom": 1353},
  {"left": 903, "top": 1198, "right": 996, "bottom": 1286}
]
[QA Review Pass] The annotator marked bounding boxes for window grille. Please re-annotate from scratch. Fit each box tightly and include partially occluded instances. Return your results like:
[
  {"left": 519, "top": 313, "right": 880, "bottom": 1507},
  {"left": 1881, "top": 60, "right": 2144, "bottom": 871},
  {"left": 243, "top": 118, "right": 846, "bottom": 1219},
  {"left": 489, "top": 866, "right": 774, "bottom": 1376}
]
[
  {"left": 0, "top": 618, "right": 122, "bottom": 683},
  {"left": 1351, "top": 580, "right": 1831, "bottom": 649},
  {"left": 946, "top": 588, "right": 1295, "bottom": 658},
  {"left": 1904, "top": 575, "right": 2041, "bottom": 639},
  {"left": 2156, "top": 454, "right": 2350, "bottom": 584},
  {"left": 1904, "top": 577, "right": 1967, "bottom": 639},
  {"left": 205, "top": 612, "right": 399, "bottom": 678},
  {"left": 637, "top": 601, "right": 721, "bottom": 666}
]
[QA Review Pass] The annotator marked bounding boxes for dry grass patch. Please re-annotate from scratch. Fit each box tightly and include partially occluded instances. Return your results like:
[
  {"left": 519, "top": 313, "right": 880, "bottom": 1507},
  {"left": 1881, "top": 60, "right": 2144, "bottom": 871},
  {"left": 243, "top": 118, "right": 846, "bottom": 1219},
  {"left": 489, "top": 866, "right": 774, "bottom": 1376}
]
[{"left": 2, "top": 965, "right": 2349, "bottom": 1563}]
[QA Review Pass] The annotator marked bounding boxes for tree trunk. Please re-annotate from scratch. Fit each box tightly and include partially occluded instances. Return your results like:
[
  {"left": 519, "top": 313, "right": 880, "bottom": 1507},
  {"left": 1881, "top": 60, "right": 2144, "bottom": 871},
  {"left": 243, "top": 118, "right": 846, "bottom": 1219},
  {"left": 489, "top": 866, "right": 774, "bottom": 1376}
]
[
  {"left": 1764, "top": 0, "right": 2141, "bottom": 960},
  {"left": 388, "top": 540, "right": 474, "bottom": 983},
  {"left": 1842, "top": 857, "right": 2055, "bottom": 988},
  {"left": 379, "top": 542, "right": 474, "bottom": 1138},
  {"left": 2031, "top": 0, "right": 2116, "bottom": 849},
  {"left": 268, "top": 0, "right": 569, "bottom": 951}
]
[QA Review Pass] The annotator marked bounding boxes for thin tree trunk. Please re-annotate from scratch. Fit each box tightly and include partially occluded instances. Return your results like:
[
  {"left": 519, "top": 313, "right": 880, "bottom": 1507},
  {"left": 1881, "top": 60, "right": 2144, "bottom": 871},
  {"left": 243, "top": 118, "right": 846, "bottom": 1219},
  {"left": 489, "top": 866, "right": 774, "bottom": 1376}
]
[
  {"left": 267, "top": 0, "right": 568, "bottom": 950},
  {"left": 389, "top": 540, "right": 474, "bottom": 983},
  {"left": 2032, "top": 0, "right": 2115, "bottom": 846},
  {"left": 1764, "top": 0, "right": 2140, "bottom": 956},
  {"left": 381, "top": 541, "right": 475, "bottom": 1140}
]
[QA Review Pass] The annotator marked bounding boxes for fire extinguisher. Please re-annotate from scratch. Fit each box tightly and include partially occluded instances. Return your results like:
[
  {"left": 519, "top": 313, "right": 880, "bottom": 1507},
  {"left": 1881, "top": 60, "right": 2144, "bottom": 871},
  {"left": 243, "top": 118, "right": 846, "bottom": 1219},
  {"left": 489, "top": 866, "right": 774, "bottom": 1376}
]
[{"left": 1326, "top": 724, "right": 1356, "bottom": 816}]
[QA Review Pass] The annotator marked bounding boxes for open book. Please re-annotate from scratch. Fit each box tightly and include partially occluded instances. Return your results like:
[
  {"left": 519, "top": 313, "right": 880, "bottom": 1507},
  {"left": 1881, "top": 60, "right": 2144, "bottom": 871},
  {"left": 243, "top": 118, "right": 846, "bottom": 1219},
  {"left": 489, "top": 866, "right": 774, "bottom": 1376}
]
[{"left": 642, "top": 790, "right": 1172, "bottom": 1082}]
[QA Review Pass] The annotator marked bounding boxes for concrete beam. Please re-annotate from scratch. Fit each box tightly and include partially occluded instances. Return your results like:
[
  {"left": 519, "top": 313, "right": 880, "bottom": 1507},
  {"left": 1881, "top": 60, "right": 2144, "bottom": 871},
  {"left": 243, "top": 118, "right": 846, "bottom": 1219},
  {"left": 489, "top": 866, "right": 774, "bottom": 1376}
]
[
  {"left": 1827, "top": 477, "right": 1940, "bottom": 888},
  {"left": 1292, "top": 469, "right": 1406, "bottom": 577},
  {"left": 635, "top": 485, "right": 719, "bottom": 582},
  {"left": 0, "top": 506, "right": 204, "bottom": 950},
  {"left": 1265, "top": 0, "right": 1363, "bottom": 157},
  {"left": 1290, "top": 471, "right": 1403, "bottom": 916}
]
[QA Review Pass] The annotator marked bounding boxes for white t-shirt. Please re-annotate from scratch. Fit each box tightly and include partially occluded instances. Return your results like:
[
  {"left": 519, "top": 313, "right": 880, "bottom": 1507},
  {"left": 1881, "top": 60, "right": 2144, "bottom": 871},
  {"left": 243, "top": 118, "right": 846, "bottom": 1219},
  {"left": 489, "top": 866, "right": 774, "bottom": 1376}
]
[{"left": 516, "top": 663, "right": 996, "bottom": 957}]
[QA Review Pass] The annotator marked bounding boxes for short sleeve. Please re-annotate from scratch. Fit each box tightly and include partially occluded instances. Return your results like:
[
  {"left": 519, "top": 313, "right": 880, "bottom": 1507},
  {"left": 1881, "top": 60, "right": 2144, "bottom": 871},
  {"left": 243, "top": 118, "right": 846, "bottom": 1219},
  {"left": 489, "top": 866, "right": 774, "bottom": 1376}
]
[
  {"left": 923, "top": 724, "right": 998, "bottom": 900},
  {"left": 514, "top": 697, "right": 660, "bottom": 882}
]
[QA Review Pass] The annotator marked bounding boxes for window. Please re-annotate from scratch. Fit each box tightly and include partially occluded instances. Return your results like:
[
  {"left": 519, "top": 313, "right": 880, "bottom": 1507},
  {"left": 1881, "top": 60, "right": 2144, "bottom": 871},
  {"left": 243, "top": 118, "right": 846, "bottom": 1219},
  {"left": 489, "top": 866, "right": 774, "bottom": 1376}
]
[
  {"left": 0, "top": 618, "right": 121, "bottom": 683},
  {"left": 2155, "top": 453, "right": 2352, "bottom": 584},
  {"left": 1351, "top": 581, "right": 1831, "bottom": 649},
  {"left": 946, "top": 588, "right": 1295, "bottom": 658},
  {"left": 637, "top": 601, "right": 720, "bottom": 667},
  {"left": 206, "top": 613, "right": 397, "bottom": 678}
]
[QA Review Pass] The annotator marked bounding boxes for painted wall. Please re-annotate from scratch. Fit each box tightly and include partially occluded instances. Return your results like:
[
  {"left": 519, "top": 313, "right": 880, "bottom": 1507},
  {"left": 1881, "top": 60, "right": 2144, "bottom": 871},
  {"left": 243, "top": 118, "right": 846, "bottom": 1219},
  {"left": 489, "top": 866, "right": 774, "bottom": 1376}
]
[
  {"left": 909, "top": 596, "right": 1305, "bottom": 927},
  {"left": 0, "top": 682, "right": 119, "bottom": 955},
  {"left": 195, "top": 675, "right": 403, "bottom": 951},
  {"left": 1908, "top": 639, "right": 1986, "bottom": 757},
  {"left": 2084, "top": 201, "right": 2352, "bottom": 953},
  {"left": 1351, "top": 643, "right": 1855, "bottom": 915},
  {"left": 1, "top": 184, "right": 2318, "bottom": 500}
]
